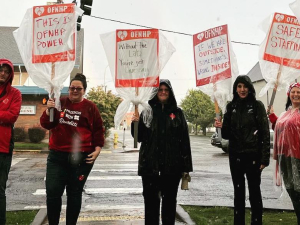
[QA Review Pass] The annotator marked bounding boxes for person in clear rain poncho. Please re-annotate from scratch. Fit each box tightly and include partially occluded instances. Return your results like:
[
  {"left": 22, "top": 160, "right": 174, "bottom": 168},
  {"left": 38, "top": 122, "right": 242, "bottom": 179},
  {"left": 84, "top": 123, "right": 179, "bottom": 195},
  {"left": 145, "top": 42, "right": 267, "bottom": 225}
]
[{"left": 269, "top": 82, "right": 300, "bottom": 224}]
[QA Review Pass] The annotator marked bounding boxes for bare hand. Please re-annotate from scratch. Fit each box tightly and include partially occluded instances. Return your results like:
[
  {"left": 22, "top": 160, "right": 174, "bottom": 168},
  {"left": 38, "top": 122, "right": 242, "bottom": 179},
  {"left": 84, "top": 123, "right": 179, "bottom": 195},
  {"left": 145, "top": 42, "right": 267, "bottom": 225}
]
[
  {"left": 86, "top": 147, "right": 101, "bottom": 164},
  {"left": 47, "top": 98, "right": 55, "bottom": 110},
  {"left": 260, "top": 164, "right": 266, "bottom": 170},
  {"left": 214, "top": 118, "right": 223, "bottom": 128},
  {"left": 267, "top": 105, "right": 274, "bottom": 115},
  {"left": 131, "top": 113, "right": 139, "bottom": 122}
]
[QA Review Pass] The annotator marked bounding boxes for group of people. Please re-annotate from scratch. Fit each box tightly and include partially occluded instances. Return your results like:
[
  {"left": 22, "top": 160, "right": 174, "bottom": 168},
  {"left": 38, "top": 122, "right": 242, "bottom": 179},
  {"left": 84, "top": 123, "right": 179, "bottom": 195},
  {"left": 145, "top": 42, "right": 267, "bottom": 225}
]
[
  {"left": 0, "top": 56, "right": 300, "bottom": 225},
  {"left": 214, "top": 75, "right": 300, "bottom": 225}
]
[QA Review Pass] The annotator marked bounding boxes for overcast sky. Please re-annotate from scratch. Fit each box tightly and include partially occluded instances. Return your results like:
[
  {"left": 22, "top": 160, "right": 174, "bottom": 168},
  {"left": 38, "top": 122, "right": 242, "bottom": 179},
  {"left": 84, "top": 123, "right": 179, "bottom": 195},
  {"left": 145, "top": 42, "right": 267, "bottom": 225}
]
[{"left": 0, "top": 0, "right": 294, "bottom": 103}]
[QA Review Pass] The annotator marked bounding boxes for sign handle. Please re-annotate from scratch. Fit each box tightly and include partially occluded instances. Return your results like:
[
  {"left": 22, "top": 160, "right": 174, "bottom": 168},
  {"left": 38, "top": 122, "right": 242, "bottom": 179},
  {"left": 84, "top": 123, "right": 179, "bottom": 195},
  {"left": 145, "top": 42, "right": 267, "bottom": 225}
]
[
  {"left": 267, "top": 65, "right": 282, "bottom": 115},
  {"left": 214, "top": 99, "right": 222, "bottom": 142},
  {"left": 49, "top": 62, "right": 55, "bottom": 122},
  {"left": 134, "top": 87, "right": 139, "bottom": 148}
]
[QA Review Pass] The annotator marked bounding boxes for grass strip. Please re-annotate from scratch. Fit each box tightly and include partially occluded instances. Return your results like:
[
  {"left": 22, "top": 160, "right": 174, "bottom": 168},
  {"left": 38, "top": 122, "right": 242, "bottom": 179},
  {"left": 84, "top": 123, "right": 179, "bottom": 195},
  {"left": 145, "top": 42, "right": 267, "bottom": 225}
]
[
  {"left": 7, "top": 210, "right": 38, "bottom": 225},
  {"left": 181, "top": 205, "right": 297, "bottom": 225}
]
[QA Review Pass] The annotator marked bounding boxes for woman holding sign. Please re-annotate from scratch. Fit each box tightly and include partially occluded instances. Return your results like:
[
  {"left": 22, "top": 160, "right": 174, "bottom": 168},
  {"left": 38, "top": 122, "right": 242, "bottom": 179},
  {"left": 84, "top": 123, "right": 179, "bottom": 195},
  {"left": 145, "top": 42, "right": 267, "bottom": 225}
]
[
  {"left": 214, "top": 75, "right": 270, "bottom": 225},
  {"left": 40, "top": 73, "right": 104, "bottom": 225},
  {"left": 270, "top": 82, "right": 300, "bottom": 224},
  {"left": 131, "top": 79, "right": 193, "bottom": 225}
]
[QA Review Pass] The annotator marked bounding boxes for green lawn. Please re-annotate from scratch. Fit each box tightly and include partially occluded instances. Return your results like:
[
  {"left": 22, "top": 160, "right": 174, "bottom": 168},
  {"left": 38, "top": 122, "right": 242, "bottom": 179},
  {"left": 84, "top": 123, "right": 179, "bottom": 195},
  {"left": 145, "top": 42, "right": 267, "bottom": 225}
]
[
  {"left": 181, "top": 205, "right": 297, "bottom": 225},
  {"left": 6, "top": 210, "right": 38, "bottom": 225},
  {"left": 14, "top": 142, "right": 49, "bottom": 150}
]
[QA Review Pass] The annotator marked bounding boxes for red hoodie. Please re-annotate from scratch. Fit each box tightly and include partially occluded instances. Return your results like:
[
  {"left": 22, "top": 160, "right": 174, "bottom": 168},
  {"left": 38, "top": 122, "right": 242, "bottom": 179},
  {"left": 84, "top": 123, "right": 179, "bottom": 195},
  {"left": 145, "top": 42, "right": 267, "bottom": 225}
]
[
  {"left": 0, "top": 59, "right": 22, "bottom": 154},
  {"left": 40, "top": 97, "right": 105, "bottom": 153}
]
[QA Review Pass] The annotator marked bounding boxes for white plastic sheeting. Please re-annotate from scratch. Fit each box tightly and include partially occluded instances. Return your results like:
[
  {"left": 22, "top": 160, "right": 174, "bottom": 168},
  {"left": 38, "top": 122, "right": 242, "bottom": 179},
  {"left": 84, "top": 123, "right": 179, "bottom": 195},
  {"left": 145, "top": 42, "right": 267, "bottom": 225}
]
[
  {"left": 13, "top": 4, "right": 83, "bottom": 110},
  {"left": 100, "top": 30, "right": 175, "bottom": 127}
]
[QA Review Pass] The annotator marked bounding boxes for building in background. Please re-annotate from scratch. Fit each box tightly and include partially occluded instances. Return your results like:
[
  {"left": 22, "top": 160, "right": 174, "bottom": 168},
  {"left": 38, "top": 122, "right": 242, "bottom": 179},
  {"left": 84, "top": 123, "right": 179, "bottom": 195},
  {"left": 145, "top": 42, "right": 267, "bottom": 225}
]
[{"left": 247, "top": 62, "right": 299, "bottom": 116}]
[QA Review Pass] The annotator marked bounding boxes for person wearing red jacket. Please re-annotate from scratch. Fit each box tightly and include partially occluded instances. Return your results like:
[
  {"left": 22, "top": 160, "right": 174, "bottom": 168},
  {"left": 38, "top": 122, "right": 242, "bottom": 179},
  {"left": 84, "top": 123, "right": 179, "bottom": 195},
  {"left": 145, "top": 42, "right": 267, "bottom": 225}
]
[
  {"left": 272, "top": 82, "right": 300, "bottom": 224},
  {"left": 0, "top": 59, "right": 22, "bottom": 225},
  {"left": 40, "top": 73, "right": 104, "bottom": 225}
]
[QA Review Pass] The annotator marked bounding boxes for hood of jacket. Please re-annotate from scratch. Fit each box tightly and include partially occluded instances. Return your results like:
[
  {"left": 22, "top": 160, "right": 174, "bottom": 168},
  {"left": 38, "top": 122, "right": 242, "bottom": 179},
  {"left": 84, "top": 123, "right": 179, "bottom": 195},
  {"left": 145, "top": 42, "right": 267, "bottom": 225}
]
[
  {"left": 232, "top": 75, "right": 256, "bottom": 102},
  {"left": 0, "top": 59, "right": 14, "bottom": 85},
  {"left": 148, "top": 79, "right": 177, "bottom": 109}
]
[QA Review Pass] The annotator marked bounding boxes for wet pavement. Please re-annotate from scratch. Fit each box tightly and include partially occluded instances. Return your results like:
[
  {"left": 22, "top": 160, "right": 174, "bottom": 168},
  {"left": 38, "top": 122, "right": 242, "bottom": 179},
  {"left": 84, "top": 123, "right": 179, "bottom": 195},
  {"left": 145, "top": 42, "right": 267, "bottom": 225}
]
[{"left": 11, "top": 129, "right": 293, "bottom": 224}]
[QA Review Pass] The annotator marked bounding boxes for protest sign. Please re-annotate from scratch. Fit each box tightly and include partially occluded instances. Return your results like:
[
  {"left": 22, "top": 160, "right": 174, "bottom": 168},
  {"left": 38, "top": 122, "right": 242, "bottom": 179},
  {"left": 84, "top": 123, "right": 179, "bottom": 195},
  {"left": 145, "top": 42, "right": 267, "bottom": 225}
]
[
  {"left": 14, "top": 3, "right": 83, "bottom": 117},
  {"left": 32, "top": 4, "right": 76, "bottom": 63},
  {"left": 193, "top": 24, "right": 231, "bottom": 87},
  {"left": 263, "top": 13, "right": 300, "bottom": 68},
  {"left": 115, "top": 29, "right": 159, "bottom": 87},
  {"left": 259, "top": 13, "right": 300, "bottom": 98},
  {"left": 101, "top": 29, "right": 175, "bottom": 148}
]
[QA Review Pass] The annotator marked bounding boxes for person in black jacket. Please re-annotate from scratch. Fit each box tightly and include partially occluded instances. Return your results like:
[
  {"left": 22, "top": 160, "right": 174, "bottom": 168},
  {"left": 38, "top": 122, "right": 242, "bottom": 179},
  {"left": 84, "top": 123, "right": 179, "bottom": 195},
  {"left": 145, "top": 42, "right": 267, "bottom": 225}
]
[
  {"left": 214, "top": 75, "right": 270, "bottom": 225},
  {"left": 131, "top": 79, "right": 193, "bottom": 225}
]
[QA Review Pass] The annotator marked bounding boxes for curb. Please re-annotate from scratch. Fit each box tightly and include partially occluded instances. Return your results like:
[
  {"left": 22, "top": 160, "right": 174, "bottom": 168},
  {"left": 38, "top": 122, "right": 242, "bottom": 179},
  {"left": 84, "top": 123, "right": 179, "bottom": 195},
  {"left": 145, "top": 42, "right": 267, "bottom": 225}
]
[
  {"left": 176, "top": 204, "right": 196, "bottom": 225},
  {"left": 31, "top": 208, "right": 47, "bottom": 225}
]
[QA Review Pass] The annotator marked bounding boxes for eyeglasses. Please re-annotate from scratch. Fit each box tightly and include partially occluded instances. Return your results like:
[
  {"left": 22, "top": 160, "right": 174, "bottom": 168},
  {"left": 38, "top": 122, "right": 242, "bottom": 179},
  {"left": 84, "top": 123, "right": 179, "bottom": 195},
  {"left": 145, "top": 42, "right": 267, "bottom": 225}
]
[
  {"left": 69, "top": 87, "right": 84, "bottom": 91},
  {"left": 0, "top": 68, "right": 10, "bottom": 75},
  {"left": 158, "top": 88, "right": 169, "bottom": 93}
]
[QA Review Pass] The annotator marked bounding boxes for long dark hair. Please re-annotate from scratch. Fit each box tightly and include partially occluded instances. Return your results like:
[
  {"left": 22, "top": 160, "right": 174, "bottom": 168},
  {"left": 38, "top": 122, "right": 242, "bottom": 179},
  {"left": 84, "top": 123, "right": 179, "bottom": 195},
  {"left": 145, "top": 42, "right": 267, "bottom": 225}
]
[
  {"left": 285, "top": 96, "right": 291, "bottom": 111},
  {"left": 70, "top": 73, "right": 87, "bottom": 90}
]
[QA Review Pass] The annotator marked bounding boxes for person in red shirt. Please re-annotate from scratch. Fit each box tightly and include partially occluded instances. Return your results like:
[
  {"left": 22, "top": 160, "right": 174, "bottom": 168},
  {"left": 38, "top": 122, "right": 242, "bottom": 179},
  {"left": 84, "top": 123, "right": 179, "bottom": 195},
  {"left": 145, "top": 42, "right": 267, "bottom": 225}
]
[
  {"left": 40, "top": 73, "right": 104, "bottom": 225},
  {"left": 271, "top": 82, "right": 300, "bottom": 224},
  {"left": 0, "top": 59, "right": 22, "bottom": 225}
]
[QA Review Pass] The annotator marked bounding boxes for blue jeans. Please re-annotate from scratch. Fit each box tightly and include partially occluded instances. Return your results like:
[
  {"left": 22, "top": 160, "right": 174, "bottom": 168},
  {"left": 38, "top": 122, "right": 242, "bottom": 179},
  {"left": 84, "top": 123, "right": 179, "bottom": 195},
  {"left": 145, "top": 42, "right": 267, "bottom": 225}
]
[
  {"left": 46, "top": 150, "right": 93, "bottom": 225},
  {"left": 0, "top": 153, "right": 12, "bottom": 225}
]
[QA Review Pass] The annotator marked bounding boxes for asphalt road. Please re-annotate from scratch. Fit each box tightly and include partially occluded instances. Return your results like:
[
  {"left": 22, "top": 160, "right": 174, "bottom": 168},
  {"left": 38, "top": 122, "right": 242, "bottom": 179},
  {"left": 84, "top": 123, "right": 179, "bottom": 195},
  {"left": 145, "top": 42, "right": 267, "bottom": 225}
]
[{"left": 7, "top": 128, "right": 293, "bottom": 221}]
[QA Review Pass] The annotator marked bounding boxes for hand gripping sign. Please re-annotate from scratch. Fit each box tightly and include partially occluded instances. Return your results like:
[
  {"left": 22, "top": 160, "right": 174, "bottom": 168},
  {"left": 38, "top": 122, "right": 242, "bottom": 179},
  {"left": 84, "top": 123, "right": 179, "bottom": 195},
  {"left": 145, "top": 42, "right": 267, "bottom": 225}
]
[
  {"left": 193, "top": 25, "right": 239, "bottom": 140},
  {"left": 14, "top": 3, "right": 83, "bottom": 121},
  {"left": 259, "top": 13, "right": 300, "bottom": 107},
  {"left": 101, "top": 29, "right": 175, "bottom": 148}
]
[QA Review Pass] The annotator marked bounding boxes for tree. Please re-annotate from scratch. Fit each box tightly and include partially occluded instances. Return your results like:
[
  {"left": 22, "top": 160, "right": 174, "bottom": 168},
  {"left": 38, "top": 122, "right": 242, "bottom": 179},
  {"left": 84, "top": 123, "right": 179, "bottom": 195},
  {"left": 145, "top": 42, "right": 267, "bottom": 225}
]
[
  {"left": 181, "top": 89, "right": 215, "bottom": 136},
  {"left": 86, "top": 86, "right": 122, "bottom": 138}
]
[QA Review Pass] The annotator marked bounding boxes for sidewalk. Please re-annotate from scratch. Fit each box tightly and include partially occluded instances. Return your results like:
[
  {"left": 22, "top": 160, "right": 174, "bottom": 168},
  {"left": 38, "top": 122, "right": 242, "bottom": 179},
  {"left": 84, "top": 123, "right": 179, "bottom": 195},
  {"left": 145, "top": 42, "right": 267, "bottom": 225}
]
[{"left": 32, "top": 205, "right": 194, "bottom": 225}]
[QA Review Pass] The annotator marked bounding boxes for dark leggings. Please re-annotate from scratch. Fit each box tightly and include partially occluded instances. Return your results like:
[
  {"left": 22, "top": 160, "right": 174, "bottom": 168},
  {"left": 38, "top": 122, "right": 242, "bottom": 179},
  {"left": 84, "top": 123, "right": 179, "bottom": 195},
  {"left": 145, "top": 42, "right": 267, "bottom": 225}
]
[
  {"left": 46, "top": 150, "right": 93, "bottom": 225},
  {"left": 142, "top": 174, "right": 181, "bottom": 225},
  {"left": 0, "top": 154, "right": 12, "bottom": 225},
  {"left": 229, "top": 155, "right": 263, "bottom": 225}
]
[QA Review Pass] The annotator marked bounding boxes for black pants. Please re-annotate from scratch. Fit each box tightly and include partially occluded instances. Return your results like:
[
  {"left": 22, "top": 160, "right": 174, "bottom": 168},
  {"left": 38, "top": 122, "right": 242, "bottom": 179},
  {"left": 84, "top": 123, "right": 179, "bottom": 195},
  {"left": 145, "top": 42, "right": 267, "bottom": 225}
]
[
  {"left": 142, "top": 174, "right": 181, "bottom": 225},
  {"left": 46, "top": 150, "right": 93, "bottom": 225},
  {"left": 229, "top": 155, "right": 263, "bottom": 225},
  {"left": 0, "top": 154, "right": 12, "bottom": 225}
]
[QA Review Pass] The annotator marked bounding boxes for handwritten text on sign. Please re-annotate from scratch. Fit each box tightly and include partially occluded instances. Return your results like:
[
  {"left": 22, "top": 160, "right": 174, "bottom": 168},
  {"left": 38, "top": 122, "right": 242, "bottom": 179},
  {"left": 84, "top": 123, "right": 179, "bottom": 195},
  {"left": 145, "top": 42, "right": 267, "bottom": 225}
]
[
  {"left": 115, "top": 29, "right": 159, "bottom": 87},
  {"left": 32, "top": 4, "right": 76, "bottom": 63},
  {"left": 264, "top": 13, "right": 300, "bottom": 69},
  {"left": 193, "top": 25, "right": 231, "bottom": 86}
]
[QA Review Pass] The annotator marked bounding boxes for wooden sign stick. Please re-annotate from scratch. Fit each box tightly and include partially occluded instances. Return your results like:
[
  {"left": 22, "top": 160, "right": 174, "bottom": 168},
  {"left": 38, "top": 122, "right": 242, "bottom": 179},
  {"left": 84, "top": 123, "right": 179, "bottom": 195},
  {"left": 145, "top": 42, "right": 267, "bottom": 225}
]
[
  {"left": 133, "top": 87, "right": 139, "bottom": 148},
  {"left": 267, "top": 64, "right": 282, "bottom": 114},
  {"left": 49, "top": 62, "right": 55, "bottom": 122}
]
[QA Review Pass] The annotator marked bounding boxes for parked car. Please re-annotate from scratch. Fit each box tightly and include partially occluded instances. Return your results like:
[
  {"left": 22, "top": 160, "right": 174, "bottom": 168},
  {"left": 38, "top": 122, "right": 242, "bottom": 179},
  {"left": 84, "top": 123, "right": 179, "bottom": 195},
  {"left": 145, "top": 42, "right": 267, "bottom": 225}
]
[{"left": 211, "top": 129, "right": 274, "bottom": 153}]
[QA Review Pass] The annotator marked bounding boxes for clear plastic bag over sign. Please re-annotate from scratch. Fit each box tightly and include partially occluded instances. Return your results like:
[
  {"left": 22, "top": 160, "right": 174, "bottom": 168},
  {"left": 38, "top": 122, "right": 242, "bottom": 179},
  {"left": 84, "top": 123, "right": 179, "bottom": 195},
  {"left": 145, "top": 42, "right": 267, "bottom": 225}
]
[
  {"left": 259, "top": 13, "right": 300, "bottom": 97},
  {"left": 13, "top": 3, "right": 83, "bottom": 109},
  {"left": 193, "top": 24, "right": 239, "bottom": 112},
  {"left": 100, "top": 29, "right": 175, "bottom": 127}
]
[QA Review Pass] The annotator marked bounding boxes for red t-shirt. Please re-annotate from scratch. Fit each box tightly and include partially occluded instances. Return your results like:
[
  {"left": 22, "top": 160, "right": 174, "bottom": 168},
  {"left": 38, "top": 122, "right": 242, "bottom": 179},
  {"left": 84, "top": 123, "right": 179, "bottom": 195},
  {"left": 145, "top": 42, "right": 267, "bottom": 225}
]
[{"left": 40, "top": 97, "right": 104, "bottom": 153}]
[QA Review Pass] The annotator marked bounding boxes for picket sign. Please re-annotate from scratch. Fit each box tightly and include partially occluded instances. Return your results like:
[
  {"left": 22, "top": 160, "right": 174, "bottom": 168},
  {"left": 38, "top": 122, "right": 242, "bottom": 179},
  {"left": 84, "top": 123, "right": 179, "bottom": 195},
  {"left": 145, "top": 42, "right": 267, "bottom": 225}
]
[{"left": 193, "top": 24, "right": 239, "bottom": 140}]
